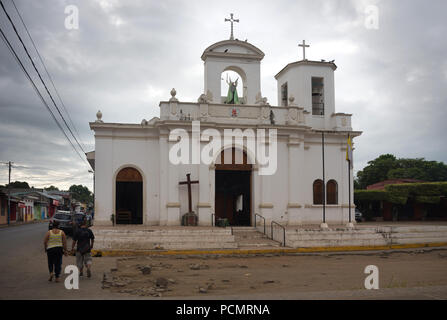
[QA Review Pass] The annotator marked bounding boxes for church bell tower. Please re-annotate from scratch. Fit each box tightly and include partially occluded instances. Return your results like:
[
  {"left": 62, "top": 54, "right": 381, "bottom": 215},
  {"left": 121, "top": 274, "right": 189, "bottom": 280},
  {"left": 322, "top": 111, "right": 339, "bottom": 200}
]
[{"left": 201, "top": 15, "right": 264, "bottom": 105}]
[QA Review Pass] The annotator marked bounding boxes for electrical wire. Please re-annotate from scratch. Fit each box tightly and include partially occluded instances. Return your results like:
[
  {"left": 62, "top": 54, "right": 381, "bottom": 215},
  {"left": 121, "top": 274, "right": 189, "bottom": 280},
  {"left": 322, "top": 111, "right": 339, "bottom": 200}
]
[
  {"left": 0, "top": 0, "right": 87, "bottom": 157},
  {"left": 0, "top": 24, "right": 89, "bottom": 165},
  {"left": 10, "top": 0, "right": 88, "bottom": 152}
]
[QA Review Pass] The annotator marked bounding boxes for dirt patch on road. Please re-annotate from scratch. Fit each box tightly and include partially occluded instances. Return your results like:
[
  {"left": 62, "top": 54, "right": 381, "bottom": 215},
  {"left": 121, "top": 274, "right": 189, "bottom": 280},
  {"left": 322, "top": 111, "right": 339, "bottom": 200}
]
[{"left": 101, "top": 250, "right": 447, "bottom": 298}]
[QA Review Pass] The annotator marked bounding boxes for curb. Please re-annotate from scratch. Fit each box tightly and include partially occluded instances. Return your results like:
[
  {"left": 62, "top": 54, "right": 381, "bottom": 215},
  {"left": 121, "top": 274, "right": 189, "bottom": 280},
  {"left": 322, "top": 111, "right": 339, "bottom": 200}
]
[{"left": 91, "top": 242, "right": 447, "bottom": 257}]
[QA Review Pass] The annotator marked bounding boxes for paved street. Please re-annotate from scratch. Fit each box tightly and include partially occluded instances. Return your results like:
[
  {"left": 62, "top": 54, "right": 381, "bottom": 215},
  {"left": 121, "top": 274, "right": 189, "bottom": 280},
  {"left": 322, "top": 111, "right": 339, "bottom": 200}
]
[
  {"left": 1, "top": 222, "right": 447, "bottom": 300},
  {"left": 0, "top": 222, "right": 120, "bottom": 299}
]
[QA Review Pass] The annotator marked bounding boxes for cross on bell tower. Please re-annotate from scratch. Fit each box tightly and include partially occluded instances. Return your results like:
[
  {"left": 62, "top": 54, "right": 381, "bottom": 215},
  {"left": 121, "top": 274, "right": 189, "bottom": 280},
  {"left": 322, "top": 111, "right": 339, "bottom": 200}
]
[
  {"left": 298, "top": 40, "right": 310, "bottom": 60},
  {"left": 225, "top": 13, "right": 239, "bottom": 40}
]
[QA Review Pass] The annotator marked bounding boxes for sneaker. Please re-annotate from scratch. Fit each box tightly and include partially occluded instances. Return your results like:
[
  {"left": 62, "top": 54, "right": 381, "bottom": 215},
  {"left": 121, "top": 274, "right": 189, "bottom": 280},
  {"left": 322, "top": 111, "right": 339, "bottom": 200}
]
[
  {"left": 48, "top": 273, "right": 54, "bottom": 282},
  {"left": 87, "top": 269, "right": 91, "bottom": 278}
]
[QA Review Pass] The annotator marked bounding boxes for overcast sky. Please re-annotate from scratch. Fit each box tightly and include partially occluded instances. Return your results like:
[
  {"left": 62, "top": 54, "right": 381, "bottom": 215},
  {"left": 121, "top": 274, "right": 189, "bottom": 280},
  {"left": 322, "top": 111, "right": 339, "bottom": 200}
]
[{"left": 1, "top": 0, "right": 446, "bottom": 191}]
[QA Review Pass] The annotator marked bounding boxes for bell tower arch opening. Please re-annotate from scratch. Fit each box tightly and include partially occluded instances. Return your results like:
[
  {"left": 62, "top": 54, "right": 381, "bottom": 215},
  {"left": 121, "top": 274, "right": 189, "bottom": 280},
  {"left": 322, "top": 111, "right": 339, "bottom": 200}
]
[{"left": 221, "top": 67, "right": 246, "bottom": 104}]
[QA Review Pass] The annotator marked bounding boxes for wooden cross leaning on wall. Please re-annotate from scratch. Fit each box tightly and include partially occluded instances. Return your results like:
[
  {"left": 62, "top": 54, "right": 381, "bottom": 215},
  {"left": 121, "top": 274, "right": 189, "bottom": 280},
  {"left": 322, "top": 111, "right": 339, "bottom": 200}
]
[{"left": 179, "top": 173, "right": 199, "bottom": 213}]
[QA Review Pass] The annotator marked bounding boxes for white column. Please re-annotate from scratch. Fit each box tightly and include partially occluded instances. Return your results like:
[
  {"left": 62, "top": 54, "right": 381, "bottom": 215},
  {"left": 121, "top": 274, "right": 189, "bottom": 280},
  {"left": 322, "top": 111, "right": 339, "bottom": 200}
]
[
  {"left": 197, "top": 162, "right": 212, "bottom": 226},
  {"left": 287, "top": 138, "right": 302, "bottom": 225},
  {"left": 159, "top": 134, "right": 168, "bottom": 225},
  {"left": 166, "top": 140, "right": 181, "bottom": 226}
]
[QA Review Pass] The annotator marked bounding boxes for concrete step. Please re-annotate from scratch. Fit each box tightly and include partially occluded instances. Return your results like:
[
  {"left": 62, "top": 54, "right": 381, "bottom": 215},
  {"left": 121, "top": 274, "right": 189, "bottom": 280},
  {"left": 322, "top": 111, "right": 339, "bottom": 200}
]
[
  {"left": 285, "top": 226, "right": 447, "bottom": 248},
  {"left": 93, "top": 229, "right": 232, "bottom": 235},
  {"left": 238, "top": 241, "right": 282, "bottom": 248},
  {"left": 288, "top": 239, "right": 389, "bottom": 247},
  {"left": 95, "top": 235, "right": 235, "bottom": 243},
  {"left": 232, "top": 227, "right": 284, "bottom": 248},
  {"left": 96, "top": 240, "right": 238, "bottom": 250},
  {"left": 286, "top": 233, "right": 384, "bottom": 241}
]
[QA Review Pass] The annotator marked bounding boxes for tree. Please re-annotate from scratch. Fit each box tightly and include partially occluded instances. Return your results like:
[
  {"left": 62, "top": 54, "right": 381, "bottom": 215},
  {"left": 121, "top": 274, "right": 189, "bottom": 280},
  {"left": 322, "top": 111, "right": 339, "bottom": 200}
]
[
  {"left": 45, "top": 185, "right": 60, "bottom": 191},
  {"left": 356, "top": 154, "right": 447, "bottom": 189},
  {"left": 69, "top": 184, "right": 93, "bottom": 204},
  {"left": 7, "top": 181, "right": 30, "bottom": 189},
  {"left": 356, "top": 154, "right": 398, "bottom": 189}
]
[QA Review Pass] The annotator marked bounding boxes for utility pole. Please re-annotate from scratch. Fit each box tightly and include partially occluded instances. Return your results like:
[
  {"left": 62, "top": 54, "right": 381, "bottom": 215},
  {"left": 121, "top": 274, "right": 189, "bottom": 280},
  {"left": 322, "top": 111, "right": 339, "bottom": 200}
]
[{"left": 7, "top": 161, "right": 13, "bottom": 226}]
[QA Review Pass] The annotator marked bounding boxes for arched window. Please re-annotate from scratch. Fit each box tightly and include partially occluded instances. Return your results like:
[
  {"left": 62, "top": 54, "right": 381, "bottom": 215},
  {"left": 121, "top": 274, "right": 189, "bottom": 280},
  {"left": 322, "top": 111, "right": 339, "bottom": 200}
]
[
  {"left": 313, "top": 179, "right": 324, "bottom": 205},
  {"left": 327, "top": 180, "right": 338, "bottom": 205}
]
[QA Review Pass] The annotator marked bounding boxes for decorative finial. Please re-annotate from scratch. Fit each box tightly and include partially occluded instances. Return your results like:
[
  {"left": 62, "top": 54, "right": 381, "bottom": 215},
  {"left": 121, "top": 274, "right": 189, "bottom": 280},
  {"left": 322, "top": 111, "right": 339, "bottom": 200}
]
[
  {"left": 289, "top": 96, "right": 295, "bottom": 104},
  {"left": 169, "top": 88, "right": 178, "bottom": 102},
  {"left": 225, "top": 13, "right": 239, "bottom": 40},
  {"left": 298, "top": 40, "right": 310, "bottom": 60},
  {"left": 96, "top": 110, "right": 103, "bottom": 123}
]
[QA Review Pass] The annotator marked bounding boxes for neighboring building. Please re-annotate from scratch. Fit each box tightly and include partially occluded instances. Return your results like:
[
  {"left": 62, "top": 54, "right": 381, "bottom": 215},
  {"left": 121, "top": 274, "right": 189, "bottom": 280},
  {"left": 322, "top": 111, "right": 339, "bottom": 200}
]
[
  {"left": 355, "top": 181, "right": 447, "bottom": 221},
  {"left": 46, "top": 191, "right": 72, "bottom": 210},
  {"left": 0, "top": 188, "right": 69, "bottom": 224},
  {"left": 89, "top": 32, "right": 361, "bottom": 226},
  {"left": 0, "top": 190, "right": 7, "bottom": 225},
  {"left": 366, "top": 179, "right": 424, "bottom": 190}
]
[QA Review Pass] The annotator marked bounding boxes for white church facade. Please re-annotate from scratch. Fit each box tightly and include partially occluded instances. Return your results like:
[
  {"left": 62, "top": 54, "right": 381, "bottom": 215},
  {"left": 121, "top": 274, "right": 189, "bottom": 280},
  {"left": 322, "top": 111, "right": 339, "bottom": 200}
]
[{"left": 88, "top": 34, "right": 361, "bottom": 227}]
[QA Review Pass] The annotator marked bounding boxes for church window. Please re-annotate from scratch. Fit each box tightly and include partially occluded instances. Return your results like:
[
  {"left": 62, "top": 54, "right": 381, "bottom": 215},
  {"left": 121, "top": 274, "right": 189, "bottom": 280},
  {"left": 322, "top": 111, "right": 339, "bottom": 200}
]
[
  {"left": 312, "top": 77, "right": 324, "bottom": 115},
  {"left": 326, "top": 180, "right": 338, "bottom": 205},
  {"left": 281, "top": 82, "right": 288, "bottom": 106},
  {"left": 313, "top": 179, "right": 324, "bottom": 205}
]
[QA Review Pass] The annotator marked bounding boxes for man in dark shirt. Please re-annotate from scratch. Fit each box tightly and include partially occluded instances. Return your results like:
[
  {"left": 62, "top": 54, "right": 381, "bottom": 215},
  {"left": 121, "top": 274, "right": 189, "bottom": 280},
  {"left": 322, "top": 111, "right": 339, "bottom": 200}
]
[{"left": 71, "top": 218, "right": 95, "bottom": 278}]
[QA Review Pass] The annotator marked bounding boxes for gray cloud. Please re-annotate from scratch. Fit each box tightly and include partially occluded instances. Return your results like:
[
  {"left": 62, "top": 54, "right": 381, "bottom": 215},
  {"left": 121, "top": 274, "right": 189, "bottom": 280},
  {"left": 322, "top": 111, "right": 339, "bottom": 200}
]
[{"left": 1, "top": 0, "right": 446, "bottom": 189}]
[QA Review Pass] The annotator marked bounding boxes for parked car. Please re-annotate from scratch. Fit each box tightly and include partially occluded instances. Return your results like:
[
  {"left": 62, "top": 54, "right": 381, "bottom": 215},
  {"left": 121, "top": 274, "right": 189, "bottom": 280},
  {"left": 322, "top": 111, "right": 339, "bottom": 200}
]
[
  {"left": 355, "top": 209, "right": 363, "bottom": 222},
  {"left": 49, "top": 210, "right": 73, "bottom": 234}
]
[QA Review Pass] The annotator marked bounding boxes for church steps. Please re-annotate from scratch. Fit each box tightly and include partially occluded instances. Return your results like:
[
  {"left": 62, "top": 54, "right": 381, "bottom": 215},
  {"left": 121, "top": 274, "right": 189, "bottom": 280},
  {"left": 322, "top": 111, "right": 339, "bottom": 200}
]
[
  {"left": 232, "top": 227, "right": 284, "bottom": 248},
  {"left": 93, "top": 227, "right": 237, "bottom": 250},
  {"left": 96, "top": 235, "right": 236, "bottom": 242},
  {"left": 285, "top": 226, "right": 447, "bottom": 248},
  {"left": 96, "top": 240, "right": 238, "bottom": 250}
]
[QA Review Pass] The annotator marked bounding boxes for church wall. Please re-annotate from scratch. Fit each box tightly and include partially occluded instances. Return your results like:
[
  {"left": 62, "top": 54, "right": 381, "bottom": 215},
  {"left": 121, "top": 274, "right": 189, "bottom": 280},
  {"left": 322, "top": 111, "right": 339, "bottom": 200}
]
[
  {"left": 300, "top": 136, "right": 351, "bottom": 224},
  {"left": 94, "top": 131, "right": 161, "bottom": 226},
  {"left": 261, "top": 138, "right": 289, "bottom": 224},
  {"left": 94, "top": 136, "right": 113, "bottom": 225}
]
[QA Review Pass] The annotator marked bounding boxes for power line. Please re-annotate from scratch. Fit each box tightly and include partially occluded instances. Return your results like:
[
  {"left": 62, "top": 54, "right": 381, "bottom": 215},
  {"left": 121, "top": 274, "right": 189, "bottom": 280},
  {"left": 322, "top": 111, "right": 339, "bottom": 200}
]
[
  {"left": 10, "top": 0, "right": 88, "bottom": 152},
  {"left": 0, "top": 0, "right": 87, "bottom": 157},
  {"left": 0, "top": 24, "right": 88, "bottom": 165}
]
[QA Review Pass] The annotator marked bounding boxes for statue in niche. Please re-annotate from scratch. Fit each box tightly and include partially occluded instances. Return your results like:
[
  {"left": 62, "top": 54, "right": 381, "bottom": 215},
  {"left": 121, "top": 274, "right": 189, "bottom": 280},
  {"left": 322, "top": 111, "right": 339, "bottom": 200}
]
[{"left": 225, "top": 74, "right": 239, "bottom": 104}]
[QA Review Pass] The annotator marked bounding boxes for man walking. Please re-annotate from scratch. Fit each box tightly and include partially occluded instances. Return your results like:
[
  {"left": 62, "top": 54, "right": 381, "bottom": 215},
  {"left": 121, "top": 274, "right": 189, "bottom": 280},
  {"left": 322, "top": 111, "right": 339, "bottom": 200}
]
[{"left": 71, "top": 218, "right": 95, "bottom": 278}]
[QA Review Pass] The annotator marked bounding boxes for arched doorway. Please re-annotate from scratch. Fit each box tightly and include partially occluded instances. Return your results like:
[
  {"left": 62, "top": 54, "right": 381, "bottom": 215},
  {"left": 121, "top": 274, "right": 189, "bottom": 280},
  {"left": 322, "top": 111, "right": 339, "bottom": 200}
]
[
  {"left": 215, "top": 148, "right": 252, "bottom": 226},
  {"left": 115, "top": 167, "right": 143, "bottom": 224}
]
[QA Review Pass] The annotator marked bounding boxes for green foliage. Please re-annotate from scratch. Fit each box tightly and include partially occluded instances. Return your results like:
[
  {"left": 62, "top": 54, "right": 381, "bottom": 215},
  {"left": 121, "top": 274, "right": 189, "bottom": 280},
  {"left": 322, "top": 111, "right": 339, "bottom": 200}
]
[
  {"left": 69, "top": 184, "right": 93, "bottom": 204},
  {"left": 356, "top": 154, "right": 447, "bottom": 189},
  {"left": 7, "top": 181, "right": 30, "bottom": 189},
  {"left": 354, "top": 190, "right": 388, "bottom": 202},
  {"left": 44, "top": 185, "right": 59, "bottom": 191},
  {"left": 355, "top": 182, "right": 447, "bottom": 205}
]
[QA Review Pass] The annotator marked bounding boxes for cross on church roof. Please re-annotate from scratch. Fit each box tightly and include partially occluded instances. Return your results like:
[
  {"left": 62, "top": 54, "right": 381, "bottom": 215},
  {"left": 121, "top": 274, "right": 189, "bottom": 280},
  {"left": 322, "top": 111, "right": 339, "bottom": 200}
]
[
  {"left": 225, "top": 13, "right": 239, "bottom": 40},
  {"left": 298, "top": 40, "right": 310, "bottom": 60}
]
